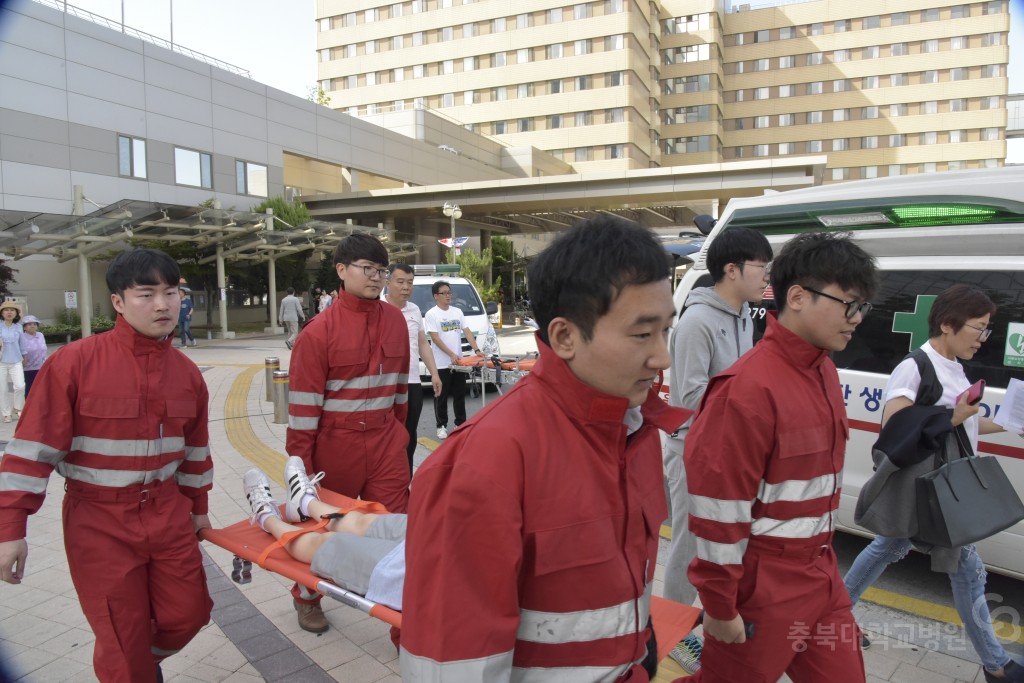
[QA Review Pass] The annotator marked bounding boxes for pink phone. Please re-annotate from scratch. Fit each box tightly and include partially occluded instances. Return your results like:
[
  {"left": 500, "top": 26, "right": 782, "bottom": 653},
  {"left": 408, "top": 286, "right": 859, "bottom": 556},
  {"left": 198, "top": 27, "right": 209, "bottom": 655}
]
[{"left": 957, "top": 380, "right": 986, "bottom": 406}]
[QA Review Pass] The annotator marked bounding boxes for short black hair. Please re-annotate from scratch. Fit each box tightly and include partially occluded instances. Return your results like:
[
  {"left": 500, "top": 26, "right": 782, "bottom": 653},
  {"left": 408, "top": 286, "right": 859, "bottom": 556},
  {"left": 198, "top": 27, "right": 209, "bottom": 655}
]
[
  {"left": 431, "top": 280, "right": 450, "bottom": 296},
  {"left": 528, "top": 216, "right": 670, "bottom": 345},
  {"left": 928, "top": 284, "right": 996, "bottom": 337},
  {"left": 333, "top": 233, "right": 389, "bottom": 267},
  {"left": 389, "top": 263, "right": 414, "bottom": 276},
  {"left": 770, "top": 232, "right": 877, "bottom": 312},
  {"left": 706, "top": 228, "right": 773, "bottom": 283},
  {"left": 106, "top": 248, "right": 180, "bottom": 297}
]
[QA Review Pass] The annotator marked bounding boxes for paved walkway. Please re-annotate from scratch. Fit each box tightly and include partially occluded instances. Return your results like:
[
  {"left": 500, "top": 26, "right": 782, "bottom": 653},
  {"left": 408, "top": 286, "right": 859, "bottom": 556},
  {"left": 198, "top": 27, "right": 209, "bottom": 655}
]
[{"left": 0, "top": 332, "right": 1004, "bottom": 682}]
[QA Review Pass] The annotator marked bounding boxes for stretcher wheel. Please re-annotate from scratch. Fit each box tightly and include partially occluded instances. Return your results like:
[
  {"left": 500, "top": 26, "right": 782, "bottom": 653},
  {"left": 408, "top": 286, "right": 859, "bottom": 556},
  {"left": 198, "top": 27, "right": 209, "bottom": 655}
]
[{"left": 231, "top": 555, "right": 253, "bottom": 584}]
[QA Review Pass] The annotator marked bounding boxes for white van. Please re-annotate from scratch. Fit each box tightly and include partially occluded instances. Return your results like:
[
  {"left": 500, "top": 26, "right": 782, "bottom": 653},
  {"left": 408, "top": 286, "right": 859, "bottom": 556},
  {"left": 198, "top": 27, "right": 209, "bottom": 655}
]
[
  {"left": 408, "top": 264, "right": 500, "bottom": 382},
  {"left": 670, "top": 166, "right": 1024, "bottom": 579}
]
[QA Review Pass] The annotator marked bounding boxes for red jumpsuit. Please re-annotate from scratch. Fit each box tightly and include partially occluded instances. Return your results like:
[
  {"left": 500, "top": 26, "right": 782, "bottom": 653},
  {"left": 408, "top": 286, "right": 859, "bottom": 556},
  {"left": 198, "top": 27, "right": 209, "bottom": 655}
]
[
  {"left": 684, "top": 317, "right": 864, "bottom": 682},
  {"left": 0, "top": 316, "right": 213, "bottom": 683},
  {"left": 286, "top": 288, "right": 410, "bottom": 606},
  {"left": 401, "top": 339, "right": 689, "bottom": 681}
]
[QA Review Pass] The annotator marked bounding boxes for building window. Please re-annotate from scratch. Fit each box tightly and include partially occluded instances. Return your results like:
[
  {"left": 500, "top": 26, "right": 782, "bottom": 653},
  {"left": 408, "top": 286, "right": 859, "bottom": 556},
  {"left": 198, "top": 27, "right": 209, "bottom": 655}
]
[
  {"left": 606, "top": 0, "right": 624, "bottom": 13},
  {"left": 235, "top": 160, "right": 268, "bottom": 197},
  {"left": 983, "top": 1, "right": 1004, "bottom": 15},
  {"left": 547, "top": 44, "right": 563, "bottom": 59},
  {"left": 551, "top": 79, "right": 562, "bottom": 94},
  {"left": 441, "top": 26, "right": 454, "bottom": 41},
  {"left": 833, "top": 109, "right": 849, "bottom": 122},
  {"left": 808, "top": 81, "right": 823, "bottom": 95},
  {"left": 412, "top": 0, "right": 426, "bottom": 12},
  {"left": 519, "top": 118, "right": 532, "bottom": 132},
  {"left": 982, "top": 33, "right": 1001, "bottom": 47},
  {"left": 754, "top": 115, "right": 769, "bottom": 129},
  {"left": 464, "top": 56, "right": 477, "bottom": 71},
  {"left": 174, "top": 147, "right": 211, "bottom": 188},
  {"left": 754, "top": 87, "right": 769, "bottom": 100},
  {"left": 575, "top": 147, "right": 592, "bottom": 162},
  {"left": 864, "top": 15, "right": 881, "bottom": 28},
  {"left": 549, "top": 114, "right": 563, "bottom": 129},
  {"left": 753, "top": 144, "right": 769, "bottom": 157},
  {"left": 778, "top": 142, "right": 793, "bottom": 155},
  {"left": 441, "top": 93, "right": 454, "bottom": 107},
  {"left": 949, "top": 129, "right": 966, "bottom": 143},
  {"left": 863, "top": 106, "right": 879, "bottom": 119},
  {"left": 518, "top": 83, "right": 533, "bottom": 98},
  {"left": 517, "top": 13, "right": 531, "bottom": 29},
  {"left": 118, "top": 135, "right": 147, "bottom": 179},
  {"left": 983, "top": 127, "right": 1000, "bottom": 141},
  {"left": 575, "top": 39, "right": 592, "bottom": 55},
  {"left": 463, "top": 90, "right": 475, "bottom": 105},
  {"left": 442, "top": 59, "right": 454, "bottom": 75},
  {"left": 831, "top": 168, "right": 849, "bottom": 181},
  {"left": 807, "top": 52, "right": 823, "bottom": 66},
  {"left": 832, "top": 139, "right": 848, "bottom": 151},
  {"left": 807, "top": 111, "right": 823, "bottom": 124},
  {"left": 494, "top": 121, "right": 507, "bottom": 134},
  {"left": 833, "top": 79, "right": 849, "bottom": 92},
  {"left": 923, "top": 8, "right": 939, "bottom": 21},
  {"left": 891, "top": 43, "right": 908, "bottom": 56},
  {"left": 392, "top": 35, "right": 404, "bottom": 50},
  {"left": 923, "top": 100, "right": 938, "bottom": 115},
  {"left": 318, "top": 16, "right": 332, "bottom": 31},
  {"left": 921, "top": 131, "right": 937, "bottom": 145},
  {"left": 834, "top": 19, "right": 850, "bottom": 32},
  {"left": 833, "top": 49, "right": 849, "bottom": 62},
  {"left": 753, "top": 58, "right": 769, "bottom": 72},
  {"left": 494, "top": 86, "right": 508, "bottom": 101},
  {"left": 391, "top": 3, "right": 403, "bottom": 18},
  {"left": 412, "top": 32, "right": 424, "bottom": 46},
  {"left": 809, "top": 22, "right": 823, "bottom": 36},
  {"left": 891, "top": 73, "right": 907, "bottom": 86},
  {"left": 365, "top": 72, "right": 376, "bottom": 86},
  {"left": 608, "top": 71, "right": 623, "bottom": 87},
  {"left": 574, "top": 3, "right": 591, "bottom": 20},
  {"left": 863, "top": 76, "right": 879, "bottom": 89},
  {"left": 608, "top": 144, "right": 624, "bottom": 159},
  {"left": 463, "top": 22, "right": 476, "bottom": 37},
  {"left": 493, "top": 16, "right": 506, "bottom": 32},
  {"left": 950, "top": 67, "right": 967, "bottom": 81},
  {"left": 923, "top": 70, "right": 939, "bottom": 84},
  {"left": 608, "top": 107, "right": 625, "bottom": 123},
  {"left": 548, "top": 7, "right": 562, "bottom": 23},
  {"left": 862, "top": 136, "right": 878, "bottom": 149},
  {"left": 807, "top": 140, "right": 823, "bottom": 152},
  {"left": 606, "top": 34, "right": 624, "bottom": 50},
  {"left": 950, "top": 36, "right": 967, "bottom": 50},
  {"left": 949, "top": 98, "right": 967, "bottom": 112},
  {"left": 922, "top": 39, "right": 939, "bottom": 53},
  {"left": 982, "top": 96, "right": 1001, "bottom": 109},
  {"left": 863, "top": 45, "right": 879, "bottom": 59},
  {"left": 575, "top": 111, "right": 592, "bottom": 126},
  {"left": 576, "top": 76, "right": 592, "bottom": 91},
  {"left": 982, "top": 64, "right": 1002, "bottom": 78},
  {"left": 779, "top": 26, "right": 795, "bottom": 39},
  {"left": 364, "top": 8, "right": 376, "bottom": 23},
  {"left": 517, "top": 49, "right": 530, "bottom": 64},
  {"left": 755, "top": 29, "right": 769, "bottom": 43},
  {"left": 778, "top": 113, "right": 794, "bottom": 126},
  {"left": 863, "top": 166, "right": 878, "bottom": 179},
  {"left": 413, "top": 64, "right": 425, "bottom": 78},
  {"left": 889, "top": 103, "right": 906, "bottom": 117},
  {"left": 779, "top": 55, "right": 794, "bottom": 68},
  {"left": 393, "top": 67, "right": 404, "bottom": 82},
  {"left": 365, "top": 40, "right": 376, "bottom": 54},
  {"left": 494, "top": 52, "right": 507, "bottom": 66},
  {"left": 891, "top": 12, "right": 908, "bottom": 26},
  {"left": 889, "top": 134, "right": 905, "bottom": 147}
]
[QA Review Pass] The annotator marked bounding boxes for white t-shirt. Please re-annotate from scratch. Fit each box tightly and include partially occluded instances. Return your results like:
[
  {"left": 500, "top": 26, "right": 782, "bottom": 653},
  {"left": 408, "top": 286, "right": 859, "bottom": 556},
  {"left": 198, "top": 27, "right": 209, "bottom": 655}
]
[
  {"left": 886, "top": 340, "right": 980, "bottom": 453},
  {"left": 397, "top": 300, "right": 424, "bottom": 379},
  {"left": 424, "top": 304, "right": 466, "bottom": 370}
]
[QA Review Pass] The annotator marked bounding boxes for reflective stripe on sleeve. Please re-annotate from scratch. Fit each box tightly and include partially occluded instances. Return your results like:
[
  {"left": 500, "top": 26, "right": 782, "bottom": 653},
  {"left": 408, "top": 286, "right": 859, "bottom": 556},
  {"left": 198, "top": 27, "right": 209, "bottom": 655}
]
[
  {"left": 400, "top": 648, "right": 513, "bottom": 682},
  {"left": 176, "top": 470, "right": 213, "bottom": 489},
  {"left": 70, "top": 436, "right": 185, "bottom": 457},
  {"left": 324, "top": 396, "right": 397, "bottom": 413},
  {"left": 56, "top": 460, "right": 181, "bottom": 487},
  {"left": 694, "top": 536, "right": 748, "bottom": 565},
  {"left": 517, "top": 584, "right": 651, "bottom": 645},
  {"left": 289, "top": 391, "right": 324, "bottom": 407},
  {"left": 183, "top": 445, "right": 210, "bottom": 463},
  {"left": 288, "top": 415, "right": 320, "bottom": 431},
  {"left": 325, "top": 374, "right": 405, "bottom": 392},
  {"left": 3, "top": 438, "right": 67, "bottom": 465},
  {"left": 751, "top": 511, "right": 834, "bottom": 539},
  {"left": 0, "top": 471, "right": 49, "bottom": 495},
  {"left": 394, "top": 393, "right": 408, "bottom": 405},
  {"left": 689, "top": 495, "right": 753, "bottom": 524},
  {"left": 758, "top": 474, "right": 837, "bottom": 504}
]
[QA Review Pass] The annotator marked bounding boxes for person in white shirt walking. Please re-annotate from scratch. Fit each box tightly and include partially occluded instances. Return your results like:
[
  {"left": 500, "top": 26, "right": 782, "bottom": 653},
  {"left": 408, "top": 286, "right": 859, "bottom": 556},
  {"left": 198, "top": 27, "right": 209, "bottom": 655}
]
[
  {"left": 279, "top": 287, "right": 306, "bottom": 350},
  {"left": 423, "top": 281, "right": 482, "bottom": 440},
  {"left": 385, "top": 264, "right": 442, "bottom": 472}
]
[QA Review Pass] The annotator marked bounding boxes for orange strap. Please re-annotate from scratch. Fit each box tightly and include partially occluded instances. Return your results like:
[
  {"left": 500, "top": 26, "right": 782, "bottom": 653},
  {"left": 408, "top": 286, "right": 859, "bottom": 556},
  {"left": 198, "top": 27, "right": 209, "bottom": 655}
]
[{"left": 257, "top": 517, "right": 331, "bottom": 568}]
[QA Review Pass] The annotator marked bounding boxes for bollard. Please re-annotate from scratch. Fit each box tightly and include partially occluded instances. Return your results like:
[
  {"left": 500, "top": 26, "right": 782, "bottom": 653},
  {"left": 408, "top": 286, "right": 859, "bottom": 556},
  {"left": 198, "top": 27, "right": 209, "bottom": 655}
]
[
  {"left": 264, "top": 357, "right": 280, "bottom": 402},
  {"left": 272, "top": 369, "right": 289, "bottom": 424}
]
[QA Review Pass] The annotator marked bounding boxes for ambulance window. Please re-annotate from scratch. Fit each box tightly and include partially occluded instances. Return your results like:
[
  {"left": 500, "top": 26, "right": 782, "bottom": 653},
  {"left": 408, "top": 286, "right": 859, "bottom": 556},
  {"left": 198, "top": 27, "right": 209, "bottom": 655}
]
[{"left": 831, "top": 270, "right": 1024, "bottom": 389}]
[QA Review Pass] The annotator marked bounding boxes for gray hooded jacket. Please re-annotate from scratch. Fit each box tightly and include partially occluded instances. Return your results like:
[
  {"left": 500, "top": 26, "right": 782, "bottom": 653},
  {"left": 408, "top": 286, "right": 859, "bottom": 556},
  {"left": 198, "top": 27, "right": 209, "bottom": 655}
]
[{"left": 666, "top": 287, "right": 753, "bottom": 445}]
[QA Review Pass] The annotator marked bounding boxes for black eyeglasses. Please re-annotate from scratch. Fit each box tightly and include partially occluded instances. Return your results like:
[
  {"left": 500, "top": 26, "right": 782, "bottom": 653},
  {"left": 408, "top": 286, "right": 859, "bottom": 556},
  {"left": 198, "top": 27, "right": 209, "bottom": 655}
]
[
  {"left": 436, "top": 290, "right": 452, "bottom": 297},
  {"left": 963, "top": 322, "right": 993, "bottom": 342},
  {"left": 804, "top": 287, "right": 873, "bottom": 320},
  {"left": 349, "top": 263, "right": 388, "bottom": 279}
]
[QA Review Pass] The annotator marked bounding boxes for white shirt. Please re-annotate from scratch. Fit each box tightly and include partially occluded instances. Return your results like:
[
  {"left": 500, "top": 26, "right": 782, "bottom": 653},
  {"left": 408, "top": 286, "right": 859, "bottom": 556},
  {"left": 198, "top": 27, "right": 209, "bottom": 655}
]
[
  {"left": 424, "top": 304, "right": 466, "bottom": 370},
  {"left": 886, "top": 340, "right": 980, "bottom": 453},
  {"left": 396, "top": 300, "right": 424, "bottom": 379}
]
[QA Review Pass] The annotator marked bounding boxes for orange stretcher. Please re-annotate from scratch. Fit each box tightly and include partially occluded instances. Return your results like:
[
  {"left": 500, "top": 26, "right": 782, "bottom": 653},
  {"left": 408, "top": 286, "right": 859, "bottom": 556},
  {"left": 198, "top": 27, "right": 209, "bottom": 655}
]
[{"left": 199, "top": 487, "right": 701, "bottom": 664}]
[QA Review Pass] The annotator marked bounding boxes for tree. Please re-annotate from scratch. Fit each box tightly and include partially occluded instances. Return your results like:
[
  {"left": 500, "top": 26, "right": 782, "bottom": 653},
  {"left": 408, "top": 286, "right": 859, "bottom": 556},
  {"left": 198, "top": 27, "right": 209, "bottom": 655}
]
[
  {"left": 249, "top": 197, "right": 315, "bottom": 295},
  {"left": 307, "top": 85, "right": 331, "bottom": 107},
  {"left": 455, "top": 248, "right": 501, "bottom": 303},
  {"left": 490, "top": 237, "right": 516, "bottom": 303},
  {"left": 0, "top": 258, "right": 17, "bottom": 299},
  {"left": 314, "top": 253, "right": 339, "bottom": 293}
]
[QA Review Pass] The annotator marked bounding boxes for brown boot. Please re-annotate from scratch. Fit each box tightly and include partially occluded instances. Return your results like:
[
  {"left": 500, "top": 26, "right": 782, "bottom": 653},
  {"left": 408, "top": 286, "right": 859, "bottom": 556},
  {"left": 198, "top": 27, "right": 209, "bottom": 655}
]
[{"left": 295, "top": 599, "right": 329, "bottom": 633}]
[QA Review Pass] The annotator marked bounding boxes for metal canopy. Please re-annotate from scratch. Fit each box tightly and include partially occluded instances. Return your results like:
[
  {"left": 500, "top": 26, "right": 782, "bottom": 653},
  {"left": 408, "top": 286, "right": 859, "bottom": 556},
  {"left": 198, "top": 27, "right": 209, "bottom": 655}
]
[{"left": 0, "top": 201, "right": 419, "bottom": 264}]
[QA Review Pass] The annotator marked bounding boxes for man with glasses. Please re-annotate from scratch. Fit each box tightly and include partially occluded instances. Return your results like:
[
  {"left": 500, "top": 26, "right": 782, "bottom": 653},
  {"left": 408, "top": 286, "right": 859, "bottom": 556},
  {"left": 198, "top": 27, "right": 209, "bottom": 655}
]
[
  {"left": 664, "top": 228, "right": 773, "bottom": 632},
  {"left": 679, "top": 232, "right": 877, "bottom": 682},
  {"left": 285, "top": 233, "right": 411, "bottom": 633},
  {"left": 424, "top": 280, "right": 482, "bottom": 440}
]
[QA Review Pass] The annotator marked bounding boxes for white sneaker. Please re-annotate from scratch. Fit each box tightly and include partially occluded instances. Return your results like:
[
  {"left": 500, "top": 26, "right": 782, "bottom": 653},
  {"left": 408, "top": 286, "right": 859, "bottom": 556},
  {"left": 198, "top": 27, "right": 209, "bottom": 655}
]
[
  {"left": 243, "top": 469, "right": 281, "bottom": 528},
  {"left": 284, "top": 456, "right": 324, "bottom": 523},
  {"left": 436, "top": 426, "right": 448, "bottom": 440}
]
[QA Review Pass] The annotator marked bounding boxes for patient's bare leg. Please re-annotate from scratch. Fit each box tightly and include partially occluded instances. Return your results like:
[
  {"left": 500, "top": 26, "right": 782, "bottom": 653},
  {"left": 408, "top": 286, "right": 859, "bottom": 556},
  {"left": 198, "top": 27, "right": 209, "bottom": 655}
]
[
  {"left": 263, "top": 516, "right": 331, "bottom": 564},
  {"left": 306, "top": 500, "right": 380, "bottom": 536}
]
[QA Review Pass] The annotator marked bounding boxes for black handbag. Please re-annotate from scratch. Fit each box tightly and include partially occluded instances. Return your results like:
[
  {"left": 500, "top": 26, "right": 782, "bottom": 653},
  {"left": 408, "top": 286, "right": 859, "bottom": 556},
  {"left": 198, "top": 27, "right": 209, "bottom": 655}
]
[{"left": 915, "top": 427, "right": 1024, "bottom": 548}]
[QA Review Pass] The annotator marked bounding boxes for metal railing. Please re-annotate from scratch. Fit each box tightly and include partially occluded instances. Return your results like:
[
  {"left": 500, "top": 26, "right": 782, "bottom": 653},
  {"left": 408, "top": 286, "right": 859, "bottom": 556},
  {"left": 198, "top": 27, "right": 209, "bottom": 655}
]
[{"left": 33, "top": 0, "right": 252, "bottom": 79}]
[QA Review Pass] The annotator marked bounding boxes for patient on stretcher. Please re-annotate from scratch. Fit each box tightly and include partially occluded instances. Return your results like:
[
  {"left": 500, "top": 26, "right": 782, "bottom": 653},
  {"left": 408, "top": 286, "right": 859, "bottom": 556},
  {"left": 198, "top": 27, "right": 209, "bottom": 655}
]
[{"left": 243, "top": 457, "right": 406, "bottom": 610}]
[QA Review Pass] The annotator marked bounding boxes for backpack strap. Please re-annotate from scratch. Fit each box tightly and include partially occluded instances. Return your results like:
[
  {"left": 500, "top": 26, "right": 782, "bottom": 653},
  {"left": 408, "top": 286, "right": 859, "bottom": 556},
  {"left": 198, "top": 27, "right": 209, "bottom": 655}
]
[{"left": 908, "top": 348, "right": 943, "bottom": 406}]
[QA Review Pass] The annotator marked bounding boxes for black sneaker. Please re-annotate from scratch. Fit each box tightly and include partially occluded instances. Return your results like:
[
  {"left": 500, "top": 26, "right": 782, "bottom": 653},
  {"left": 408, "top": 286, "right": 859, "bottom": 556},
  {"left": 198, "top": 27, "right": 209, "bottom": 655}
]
[
  {"left": 861, "top": 633, "right": 871, "bottom": 649},
  {"left": 985, "top": 659, "right": 1024, "bottom": 683}
]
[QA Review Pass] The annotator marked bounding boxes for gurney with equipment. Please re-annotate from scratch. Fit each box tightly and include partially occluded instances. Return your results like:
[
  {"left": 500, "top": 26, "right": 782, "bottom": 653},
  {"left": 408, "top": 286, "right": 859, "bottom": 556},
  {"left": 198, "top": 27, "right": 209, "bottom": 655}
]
[
  {"left": 451, "top": 353, "right": 539, "bottom": 406},
  {"left": 199, "top": 487, "right": 702, "bottom": 668}
]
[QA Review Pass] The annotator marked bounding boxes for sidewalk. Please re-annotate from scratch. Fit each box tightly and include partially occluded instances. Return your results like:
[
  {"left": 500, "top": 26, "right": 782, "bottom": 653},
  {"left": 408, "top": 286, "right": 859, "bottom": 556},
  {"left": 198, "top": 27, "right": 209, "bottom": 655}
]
[{"left": 0, "top": 333, "right": 999, "bottom": 682}]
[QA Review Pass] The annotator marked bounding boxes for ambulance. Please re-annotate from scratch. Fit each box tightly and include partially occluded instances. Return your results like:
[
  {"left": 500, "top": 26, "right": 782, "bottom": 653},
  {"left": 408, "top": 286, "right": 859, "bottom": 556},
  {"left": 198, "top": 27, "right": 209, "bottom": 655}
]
[{"left": 670, "top": 166, "right": 1024, "bottom": 578}]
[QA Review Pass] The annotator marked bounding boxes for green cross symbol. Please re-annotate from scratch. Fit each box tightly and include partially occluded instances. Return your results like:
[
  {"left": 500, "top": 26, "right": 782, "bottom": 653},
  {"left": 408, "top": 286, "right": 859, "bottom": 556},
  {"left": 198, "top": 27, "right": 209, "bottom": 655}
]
[{"left": 892, "top": 294, "right": 936, "bottom": 352}]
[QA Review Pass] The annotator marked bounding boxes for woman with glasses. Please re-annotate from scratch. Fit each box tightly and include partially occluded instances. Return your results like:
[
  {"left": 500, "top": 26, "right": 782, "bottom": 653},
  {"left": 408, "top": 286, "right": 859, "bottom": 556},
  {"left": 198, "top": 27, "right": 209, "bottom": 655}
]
[{"left": 844, "top": 284, "right": 1024, "bottom": 682}]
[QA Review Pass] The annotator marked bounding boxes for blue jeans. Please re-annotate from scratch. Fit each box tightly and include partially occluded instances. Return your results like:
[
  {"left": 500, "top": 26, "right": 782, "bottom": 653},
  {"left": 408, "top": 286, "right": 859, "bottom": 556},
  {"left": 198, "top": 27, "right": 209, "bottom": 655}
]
[
  {"left": 843, "top": 536, "right": 1010, "bottom": 672},
  {"left": 179, "top": 319, "right": 194, "bottom": 346}
]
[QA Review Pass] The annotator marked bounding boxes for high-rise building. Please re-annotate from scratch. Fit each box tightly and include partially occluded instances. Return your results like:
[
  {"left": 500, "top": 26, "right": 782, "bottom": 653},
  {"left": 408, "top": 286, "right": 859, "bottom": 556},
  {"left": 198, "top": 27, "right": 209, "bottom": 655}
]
[{"left": 317, "top": 0, "right": 1009, "bottom": 181}]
